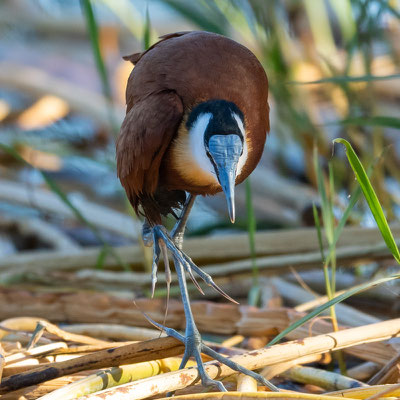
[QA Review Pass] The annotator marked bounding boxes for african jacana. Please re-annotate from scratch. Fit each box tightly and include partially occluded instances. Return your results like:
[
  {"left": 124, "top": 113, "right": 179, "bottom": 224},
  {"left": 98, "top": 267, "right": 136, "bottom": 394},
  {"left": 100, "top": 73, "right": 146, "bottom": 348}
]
[{"left": 117, "top": 31, "right": 277, "bottom": 392}]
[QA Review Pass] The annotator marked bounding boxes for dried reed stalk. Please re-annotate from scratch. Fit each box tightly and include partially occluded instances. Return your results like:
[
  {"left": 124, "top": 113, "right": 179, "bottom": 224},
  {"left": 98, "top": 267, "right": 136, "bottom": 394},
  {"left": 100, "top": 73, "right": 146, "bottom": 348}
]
[
  {"left": 0, "top": 343, "right": 4, "bottom": 382},
  {"left": 78, "top": 318, "right": 400, "bottom": 400},
  {"left": 327, "top": 383, "right": 400, "bottom": 399},
  {"left": 0, "top": 63, "right": 124, "bottom": 128},
  {"left": 1, "top": 226, "right": 398, "bottom": 275},
  {"left": 38, "top": 358, "right": 196, "bottom": 400},
  {"left": 157, "top": 394, "right": 355, "bottom": 400},
  {"left": 237, "top": 308, "right": 395, "bottom": 364},
  {"left": 346, "top": 362, "right": 380, "bottom": 381},
  {"left": 261, "top": 354, "right": 329, "bottom": 380},
  {"left": 0, "top": 371, "right": 96, "bottom": 400},
  {"left": 281, "top": 365, "right": 367, "bottom": 390},
  {"left": 367, "top": 352, "right": 400, "bottom": 384},
  {"left": 0, "top": 179, "right": 138, "bottom": 241},
  {"left": 5, "top": 342, "right": 67, "bottom": 365},
  {"left": 236, "top": 374, "right": 257, "bottom": 392},
  {"left": 62, "top": 323, "right": 165, "bottom": 341},
  {"left": 0, "top": 317, "right": 109, "bottom": 346},
  {"left": 0, "top": 297, "right": 394, "bottom": 365},
  {"left": 271, "top": 278, "right": 380, "bottom": 326},
  {"left": 0, "top": 336, "right": 184, "bottom": 394}
]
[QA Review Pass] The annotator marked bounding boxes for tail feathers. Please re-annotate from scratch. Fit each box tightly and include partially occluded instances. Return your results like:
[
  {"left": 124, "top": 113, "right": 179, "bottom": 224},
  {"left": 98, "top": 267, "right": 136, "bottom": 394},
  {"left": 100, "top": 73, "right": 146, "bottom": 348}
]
[{"left": 128, "top": 189, "right": 186, "bottom": 226}]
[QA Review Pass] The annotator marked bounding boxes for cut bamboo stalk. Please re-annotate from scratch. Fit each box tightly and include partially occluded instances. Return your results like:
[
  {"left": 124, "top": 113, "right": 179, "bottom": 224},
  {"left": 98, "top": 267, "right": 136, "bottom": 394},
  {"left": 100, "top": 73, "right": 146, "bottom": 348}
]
[
  {"left": 281, "top": 365, "right": 367, "bottom": 390},
  {"left": 77, "top": 318, "right": 400, "bottom": 400}
]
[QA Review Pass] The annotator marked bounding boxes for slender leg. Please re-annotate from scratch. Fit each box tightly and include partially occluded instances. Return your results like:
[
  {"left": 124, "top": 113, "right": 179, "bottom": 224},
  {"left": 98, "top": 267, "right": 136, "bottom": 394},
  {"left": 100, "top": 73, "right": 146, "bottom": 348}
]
[
  {"left": 143, "top": 290, "right": 280, "bottom": 392},
  {"left": 143, "top": 194, "right": 279, "bottom": 392},
  {"left": 171, "top": 194, "right": 196, "bottom": 249},
  {"left": 173, "top": 254, "right": 227, "bottom": 391}
]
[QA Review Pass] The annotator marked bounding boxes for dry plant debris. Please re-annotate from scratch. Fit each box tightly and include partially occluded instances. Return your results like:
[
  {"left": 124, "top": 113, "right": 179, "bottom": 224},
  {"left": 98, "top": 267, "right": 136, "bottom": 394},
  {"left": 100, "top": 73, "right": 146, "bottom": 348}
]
[{"left": 0, "top": 309, "right": 399, "bottom": 400}]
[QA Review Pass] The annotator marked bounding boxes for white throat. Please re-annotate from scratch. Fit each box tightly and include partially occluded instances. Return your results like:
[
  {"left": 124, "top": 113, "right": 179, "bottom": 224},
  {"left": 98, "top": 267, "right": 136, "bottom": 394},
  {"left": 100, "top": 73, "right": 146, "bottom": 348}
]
[{"left": 189, "top": 112, "right": 248, "bottom": 181}]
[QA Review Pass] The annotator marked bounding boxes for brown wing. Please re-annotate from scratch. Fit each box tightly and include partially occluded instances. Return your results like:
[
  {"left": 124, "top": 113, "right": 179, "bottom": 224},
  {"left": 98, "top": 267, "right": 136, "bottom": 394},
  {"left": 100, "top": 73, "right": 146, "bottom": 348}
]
[{"left": 116, "top": 90, "right": 183, "bottom": 221}]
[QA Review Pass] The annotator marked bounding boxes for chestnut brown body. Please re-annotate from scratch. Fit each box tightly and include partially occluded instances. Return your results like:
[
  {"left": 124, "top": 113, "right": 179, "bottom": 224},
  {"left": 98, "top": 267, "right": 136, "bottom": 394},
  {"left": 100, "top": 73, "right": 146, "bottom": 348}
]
[{"left": 117, "top": 31, "right": 269, "bottom": 224}]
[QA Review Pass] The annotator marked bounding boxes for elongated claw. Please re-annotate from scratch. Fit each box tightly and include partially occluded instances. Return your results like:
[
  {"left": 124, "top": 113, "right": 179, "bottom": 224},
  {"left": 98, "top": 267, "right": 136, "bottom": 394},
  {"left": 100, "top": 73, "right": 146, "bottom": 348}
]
[
  {"left": 181, "top": 258, "right": 205, "bottom": 295},
  {"left": 154, "top": 226, "right": 236, "bottom": 302},
  {"left": 177, "top": 249, "right": 238, "bottom": 304},
  {"left": 136, "top": 303, "right": 278, "bottom": 393},
  {"left": 150, "top": 238, "right": 161, "bottom": 297},
  {"left": 154, "top": 226, "right": 204, "bottom": 295},
  {"left": 134, "top": 303, "right": 182, "bottom": 340},
  {"left": 201, "top": 344, "right": 279, "bottom": 392}
]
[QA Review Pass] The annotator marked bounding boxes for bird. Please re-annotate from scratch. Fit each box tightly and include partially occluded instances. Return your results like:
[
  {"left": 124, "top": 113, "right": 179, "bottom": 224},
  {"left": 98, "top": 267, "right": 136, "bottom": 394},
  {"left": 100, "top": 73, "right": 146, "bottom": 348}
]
[{"left": 117, "top": 31, "right": 277, "bottom": 392}]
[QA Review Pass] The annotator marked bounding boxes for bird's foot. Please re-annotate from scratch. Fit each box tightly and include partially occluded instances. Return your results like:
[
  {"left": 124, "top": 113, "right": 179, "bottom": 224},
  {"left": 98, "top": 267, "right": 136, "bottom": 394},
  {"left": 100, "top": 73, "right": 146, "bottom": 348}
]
[
  {"left": 150, "top": 225, "right": 237, "bottom": 303},
  {"left": 143, "top": 314, "right": 279, "bottom": 392}
]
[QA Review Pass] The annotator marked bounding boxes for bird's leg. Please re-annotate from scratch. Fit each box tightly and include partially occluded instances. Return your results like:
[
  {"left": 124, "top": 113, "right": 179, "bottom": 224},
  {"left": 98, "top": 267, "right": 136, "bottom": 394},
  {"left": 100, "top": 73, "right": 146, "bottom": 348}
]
[
  {"left": 142, "top": 194, "right": 195, "bottom": 297},
  {"left": 170, "top": 254, "right": 278, "bottom": 391},
  {"left": 171, "top": 194, "right": 196, "bottom": 249},
  {"left": 142, "top": 278, "right": 279, "bottom": 392},
  {"left": 145, "top": 195, "right": 279, "bottom": 392},
  {"left": 172, "top": 254, "right": 227, "bottom": 391}
]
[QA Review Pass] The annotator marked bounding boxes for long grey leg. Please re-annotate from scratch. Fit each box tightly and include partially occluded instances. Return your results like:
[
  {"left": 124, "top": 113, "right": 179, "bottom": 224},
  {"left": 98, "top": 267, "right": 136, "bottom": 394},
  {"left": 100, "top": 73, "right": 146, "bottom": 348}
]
[
  {"left": 172, "top": 254, "right": 227, "bottom": 391},
  {"left": 171, "top": 194, "right": 196, "bottom": 249},
  {"left": 143, "top": 193, "right": 279, "bottom": 392}
]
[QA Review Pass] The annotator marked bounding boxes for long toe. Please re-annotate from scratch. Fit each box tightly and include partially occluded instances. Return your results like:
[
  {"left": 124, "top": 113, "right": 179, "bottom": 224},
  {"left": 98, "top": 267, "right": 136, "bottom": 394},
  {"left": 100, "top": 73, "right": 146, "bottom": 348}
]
[
  {"left": 200, "top": 376, "right": 227, "bottom": 392},
  {"left": 201, "top": 342, "right": 280, "bottom": 392}
]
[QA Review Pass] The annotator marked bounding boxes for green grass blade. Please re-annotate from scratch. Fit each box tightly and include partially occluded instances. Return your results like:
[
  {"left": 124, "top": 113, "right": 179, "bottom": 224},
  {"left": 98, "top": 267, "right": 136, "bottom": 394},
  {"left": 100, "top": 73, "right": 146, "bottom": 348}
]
[
  {"left": 324, "top": 185, "right": 362, "bottom": 266},
  {"left": 337, "top": 116, "right": 400, "bottom": 129},
  {"left": 143, "top": 5, "right": 151, "bottom": 50},
  {"left": 81, "top": 0, "right": 112, "bottom": 100},
  {"left": 334, "top": 139, "right": 400, "bottom": 264},
  {"left": 312, "top": 203, "right": 325, "bottom": 261},
  {"left": 268, "top": 273, "right": 400, "bottom": 346},
  {"left": 81, "top": 0, "right": 118, "bottom": 134},
  {"left": 313, "top": 147, "right": 333, "bottom": 243},
  {"left": 245, "top": 178, "right": 259, "bottom": 306},
  {"left": 290, "top": 73, "right": 400, "bottom": 85},
  {"left": 161, "top": 0, "right": 227, "bottom": 34},
  {"left": 96, "top": 245, "right": 108, "bottom": 269}
]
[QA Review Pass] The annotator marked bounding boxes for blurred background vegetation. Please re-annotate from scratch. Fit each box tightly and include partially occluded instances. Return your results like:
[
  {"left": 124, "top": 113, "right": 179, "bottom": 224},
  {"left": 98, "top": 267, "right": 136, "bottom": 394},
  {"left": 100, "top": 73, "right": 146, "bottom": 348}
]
[{"left": 0, "top": 0, "right": 399, "bottom": 262}]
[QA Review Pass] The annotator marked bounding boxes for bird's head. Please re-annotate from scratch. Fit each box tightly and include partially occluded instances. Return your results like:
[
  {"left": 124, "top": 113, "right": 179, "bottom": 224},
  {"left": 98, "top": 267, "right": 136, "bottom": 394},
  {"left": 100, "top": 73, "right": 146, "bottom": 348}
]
[{"left": 187, "top": 100, "right": 247, "bottom": 223}]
